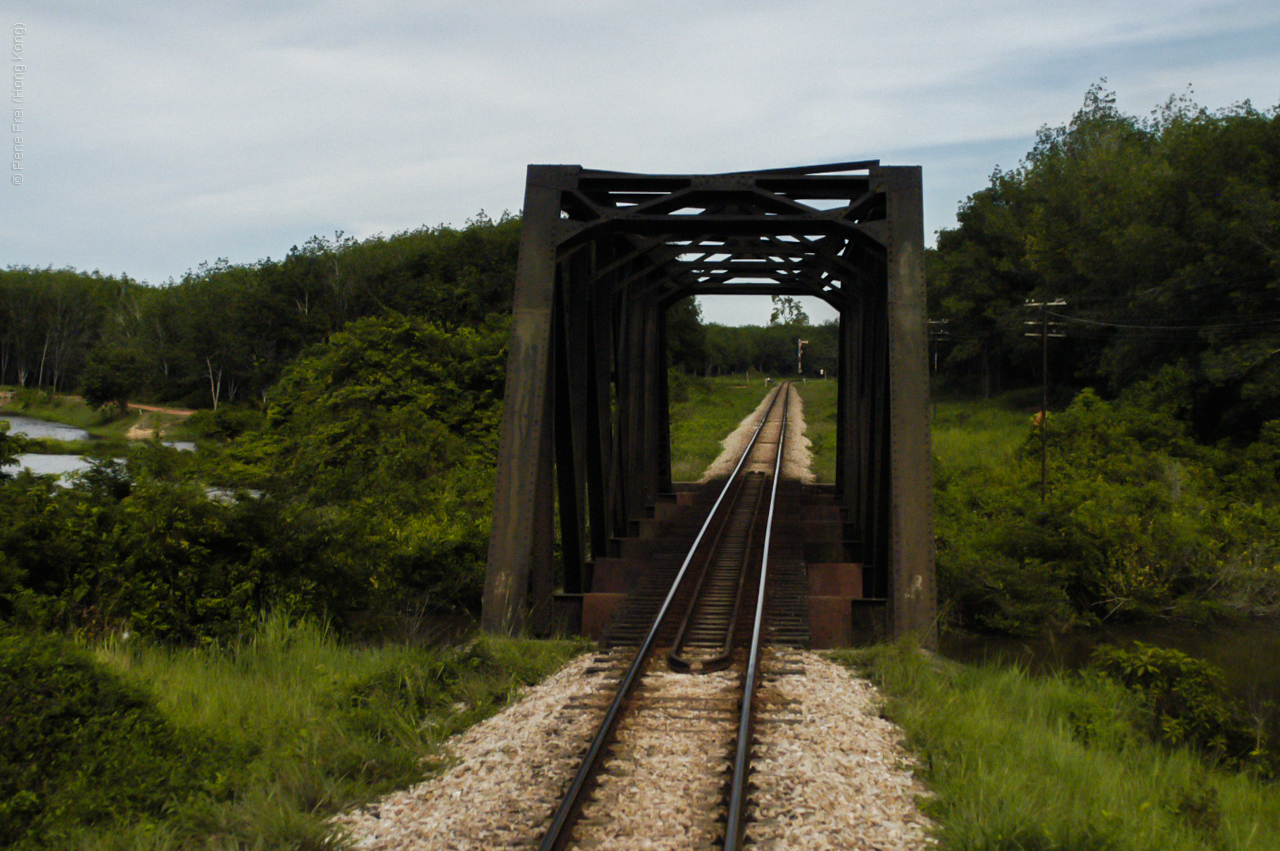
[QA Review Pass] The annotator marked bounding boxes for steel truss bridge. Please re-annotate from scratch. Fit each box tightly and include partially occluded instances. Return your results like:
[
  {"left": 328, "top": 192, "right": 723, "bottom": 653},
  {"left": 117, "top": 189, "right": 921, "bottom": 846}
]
[{"left": 482, "top": 160, "right": 935, "bottom": 647}]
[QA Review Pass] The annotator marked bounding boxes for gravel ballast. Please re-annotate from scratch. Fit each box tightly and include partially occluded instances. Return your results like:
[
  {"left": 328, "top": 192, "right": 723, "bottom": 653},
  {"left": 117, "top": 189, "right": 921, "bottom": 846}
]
[{"left": 335, "top": 650, "right": 935, "bottom": 849}]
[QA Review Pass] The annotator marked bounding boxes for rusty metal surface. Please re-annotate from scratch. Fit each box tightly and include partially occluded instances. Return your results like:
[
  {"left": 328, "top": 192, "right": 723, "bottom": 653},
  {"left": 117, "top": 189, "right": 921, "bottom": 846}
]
[{"left": 483, "top": 161, "right": 935, "bottom": 646}]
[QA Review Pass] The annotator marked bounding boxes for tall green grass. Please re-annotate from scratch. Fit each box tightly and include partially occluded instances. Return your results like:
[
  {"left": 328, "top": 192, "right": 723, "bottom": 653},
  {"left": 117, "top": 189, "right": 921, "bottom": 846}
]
[
  {"left": 1, "top": 391, "right": 131, "bottom": 432},
  {"left": 793, "top": 379, "right": 837, "bottom": 482},
  {"left": 931, "top": 397, "right": 1031, "bottom": 473},
  {"left": 71, "top": 616, "right": 587, "bottom": 850},
  {"left": 794, "top": 387, "right": 1032, "bottom": 481},
  {"left": 668, "top": 375, "right": 772, "bottom": 480},
  {"left": 833, "top": 644, "right": 1280, "bottom": 850}
]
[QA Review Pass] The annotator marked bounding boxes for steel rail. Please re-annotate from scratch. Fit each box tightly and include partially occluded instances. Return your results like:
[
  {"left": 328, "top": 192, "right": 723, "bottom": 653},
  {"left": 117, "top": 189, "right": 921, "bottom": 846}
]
[
  {"left": 536, "top": 384, "right": 787, "bottom": 851},
  {"left": 667, "top": 471, "right": 766, "bottom": 674},
  {"left": 724, "top": 383, "right": 789, "bottom": 851},
  {"left": 665, "top": 470, "right": 761, "bottom": 673}
]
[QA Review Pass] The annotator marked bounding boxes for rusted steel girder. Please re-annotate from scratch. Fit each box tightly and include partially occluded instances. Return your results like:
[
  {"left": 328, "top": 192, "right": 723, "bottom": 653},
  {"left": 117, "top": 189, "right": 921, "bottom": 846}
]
[{"left": 481, "top": 162, "right": 935, "bottom": 647}]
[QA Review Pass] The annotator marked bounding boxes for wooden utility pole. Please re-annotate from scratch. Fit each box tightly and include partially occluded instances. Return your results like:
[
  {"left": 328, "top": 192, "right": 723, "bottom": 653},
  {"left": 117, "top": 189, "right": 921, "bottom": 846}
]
[
  {"left": 1024, "top": 300, "right": 1066, "bottom": 504},
  {"left": 927, "top": 319, "right": 950, "bottom": 422}
]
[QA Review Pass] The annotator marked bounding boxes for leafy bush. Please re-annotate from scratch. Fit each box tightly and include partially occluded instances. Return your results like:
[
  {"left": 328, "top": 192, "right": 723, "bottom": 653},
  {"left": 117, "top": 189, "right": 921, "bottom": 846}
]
[
  {"left": 0, "top": 463, "right": 268, "bottom": 643},
  {"left": 235, "top": 314, "right": 509, "bottom": 619},
  {"left": 0, "top": 420, "right": 21, "bottom": 476},
  {"left": 0, "top": 630, "right": 206, "bottom": 849},
  {"left": 1090, "top": 642, "right": 1270, "bottom": 772},
  {"left": 184, "top": 405, "right": 265, "bottom": 440},
  {"left": 0, "top": 313, "right": 512, "bottom": 643}
]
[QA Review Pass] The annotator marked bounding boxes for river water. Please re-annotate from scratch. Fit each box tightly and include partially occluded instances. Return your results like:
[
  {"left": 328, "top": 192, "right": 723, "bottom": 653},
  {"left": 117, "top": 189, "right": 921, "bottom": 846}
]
[
  {"left": 4, "top": 453, "right": 95, "bottom": 477},
  {"left": 2, "top": 414, "right": 195, "bottom": 479},
  {"left": 2, "top": 413, "right": 91, "bottom": 441}
]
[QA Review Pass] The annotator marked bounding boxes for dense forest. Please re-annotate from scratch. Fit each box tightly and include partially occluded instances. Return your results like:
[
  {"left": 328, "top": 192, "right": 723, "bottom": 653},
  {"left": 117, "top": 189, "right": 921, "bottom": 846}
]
[
  {"left": 0, "top": 257, "right": 822, "bottom": 411},
  {"left": 930, "top": 84, "right": 1280, "bottom": 441}
]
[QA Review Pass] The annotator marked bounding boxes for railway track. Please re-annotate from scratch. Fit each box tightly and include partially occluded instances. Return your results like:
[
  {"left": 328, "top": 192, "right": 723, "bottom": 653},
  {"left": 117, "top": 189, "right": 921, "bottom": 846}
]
[{"left": 537, "top": 383, "right": 794, "bottom": 851}]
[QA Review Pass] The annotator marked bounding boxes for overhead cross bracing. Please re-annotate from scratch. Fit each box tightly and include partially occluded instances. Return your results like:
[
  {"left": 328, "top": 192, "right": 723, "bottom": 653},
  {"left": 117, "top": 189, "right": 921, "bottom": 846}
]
[{"left": 482, "top": 160, "right": 935, "bottom": 647}]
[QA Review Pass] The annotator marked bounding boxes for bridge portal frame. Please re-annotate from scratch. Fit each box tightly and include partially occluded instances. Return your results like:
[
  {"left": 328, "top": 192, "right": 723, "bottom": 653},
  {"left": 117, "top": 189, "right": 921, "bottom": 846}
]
[{"left": 482, "top": 161, "right": 935, "bottom": 646}]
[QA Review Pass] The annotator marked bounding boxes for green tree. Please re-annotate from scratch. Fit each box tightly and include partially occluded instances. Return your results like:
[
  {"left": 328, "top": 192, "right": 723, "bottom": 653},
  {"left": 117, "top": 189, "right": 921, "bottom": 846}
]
[
  {"left": 666, "top": 296, "right": 707, "bottom": 373},
  {"left": 80, "top": 347, "right": 148, "bottom": 414},
  {"left": 928, "top": 170, "right": 1040, "bottom": 397},
  {"left": 769, "top": 295, "right": 810, "bottom": 327}
]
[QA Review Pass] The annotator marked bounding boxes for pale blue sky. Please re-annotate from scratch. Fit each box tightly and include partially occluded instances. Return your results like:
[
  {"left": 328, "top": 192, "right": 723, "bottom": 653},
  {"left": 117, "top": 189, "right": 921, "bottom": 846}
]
[{"left": 3, "top": 1, "right": 1277, "bottom": 325}]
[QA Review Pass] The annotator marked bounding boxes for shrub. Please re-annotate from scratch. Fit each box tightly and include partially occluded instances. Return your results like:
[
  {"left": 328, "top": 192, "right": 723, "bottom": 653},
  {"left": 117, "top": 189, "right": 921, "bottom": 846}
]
[
  {"left": 0, "top": 420, "right": 22, "bottom": 474},
  {"left": 184, "top": 406, "right": 265, "bottom": 440},
  {"left": 1090, "top": 642, "right": 1270, "bottom": 772}
]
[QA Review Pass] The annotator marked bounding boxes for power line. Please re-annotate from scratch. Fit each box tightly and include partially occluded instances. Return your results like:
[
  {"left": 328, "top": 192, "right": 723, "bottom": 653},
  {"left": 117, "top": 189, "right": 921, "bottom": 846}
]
[{"left": 1043, "top": 310, "right": 1280, "bottom": 332}]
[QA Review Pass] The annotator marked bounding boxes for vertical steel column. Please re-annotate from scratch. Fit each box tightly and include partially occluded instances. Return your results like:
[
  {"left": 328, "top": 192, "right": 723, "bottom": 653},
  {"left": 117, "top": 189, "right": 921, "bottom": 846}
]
[
  {"left": 617, "top": 281, "right": 643, "bottom": 526},
  {"left": 585, "top": 243, "right": 614, "bottom": 567},
  {"left": 554, "top": 271, "right": 587, "bottom": 595},
  {"left": 866, "top": 301, "right": 891, "bottom": 597},
  {"left": 654, "top": 301, "right": 674, "bottom": 495},
  {"left": 882, "top": 166, "right": 936, "bottom": 646},
  {"left": 837, "top": 298, "right": 863, "bottom": 526},
  {"left": 482, "top": 165, "right": 573, "bottom": 634},
  {"left": 834, "top": 303, "right": 848, "bottom": 495},
  {"left": 640, "top": 295, "right": 665, "bottom": 508}
]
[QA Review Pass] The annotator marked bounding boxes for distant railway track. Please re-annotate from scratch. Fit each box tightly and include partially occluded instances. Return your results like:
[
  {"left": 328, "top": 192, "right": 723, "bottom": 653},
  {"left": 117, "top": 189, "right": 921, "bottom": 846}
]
[{"left": 537, "top": 383, "right": 793, "bottom": 851}]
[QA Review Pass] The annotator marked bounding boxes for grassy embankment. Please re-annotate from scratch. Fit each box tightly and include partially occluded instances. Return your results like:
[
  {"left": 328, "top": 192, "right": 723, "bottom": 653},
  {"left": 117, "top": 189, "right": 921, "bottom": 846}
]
[
  {"left": 834, "top": 644, "right": 1280, "bottom": 851},
  {"left": 793, "top": 377, "right": 837, "bottom": 481},
  {"left": 3, "top": 616, "right": 586, "bottom": 850},
  {"left": 667, "top": 375, "right": 777, "bottom": 480},
  {"left": 795, "top": 380, "right": 1029, "bottom": 481}
]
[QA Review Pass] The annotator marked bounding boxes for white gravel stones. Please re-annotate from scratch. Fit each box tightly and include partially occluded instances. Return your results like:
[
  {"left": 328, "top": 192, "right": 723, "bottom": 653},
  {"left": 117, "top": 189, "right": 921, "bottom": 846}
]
[
  {"left": 783, "top": 383, "right": 816, "bottom": 483},
  {"left": 753, "top": 651, "right": 937, "bottom": 850},
  {"left": 334, "top": 649, "right": 935, "bottom": 850},
  {"left": 574, "top": 665, "right": 739, "bottom": 850}
]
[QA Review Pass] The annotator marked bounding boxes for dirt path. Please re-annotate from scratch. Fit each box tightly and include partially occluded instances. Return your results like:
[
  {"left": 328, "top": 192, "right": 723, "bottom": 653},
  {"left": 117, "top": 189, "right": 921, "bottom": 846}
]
[{"left": 127, "top": 402, "right": 196, "bottom": 417}]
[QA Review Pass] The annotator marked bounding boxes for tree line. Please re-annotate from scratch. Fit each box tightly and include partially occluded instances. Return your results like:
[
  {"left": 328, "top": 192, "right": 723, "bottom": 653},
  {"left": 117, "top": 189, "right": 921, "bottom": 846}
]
[
  {"left": 930, "top": 84, "right": 1280, "bottom": 439},
  {"left": 1, "top": 214, "right": 523, "bottom": 409}
]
